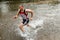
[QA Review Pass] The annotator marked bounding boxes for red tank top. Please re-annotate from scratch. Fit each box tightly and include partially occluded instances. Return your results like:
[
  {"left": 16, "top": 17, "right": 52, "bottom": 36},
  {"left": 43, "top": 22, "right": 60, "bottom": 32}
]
[{"left": 19, "top": 10, "right": 27, "bottom": 16}]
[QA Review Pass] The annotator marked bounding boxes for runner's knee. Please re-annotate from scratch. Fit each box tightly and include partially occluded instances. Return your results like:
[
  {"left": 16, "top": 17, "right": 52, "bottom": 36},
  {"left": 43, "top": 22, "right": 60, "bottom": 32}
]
[{"left": 19, "top": 23, "right": 24, "bottom": 28}]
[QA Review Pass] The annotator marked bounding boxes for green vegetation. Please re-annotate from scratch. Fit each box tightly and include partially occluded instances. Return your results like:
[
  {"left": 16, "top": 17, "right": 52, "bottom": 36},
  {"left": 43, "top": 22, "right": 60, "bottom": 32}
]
[
  {"left": 52, "top": 1, "right": 60, "bottom": 4},
  {"left": 0, "top": 0, "right": 60, "bottom": 4}
]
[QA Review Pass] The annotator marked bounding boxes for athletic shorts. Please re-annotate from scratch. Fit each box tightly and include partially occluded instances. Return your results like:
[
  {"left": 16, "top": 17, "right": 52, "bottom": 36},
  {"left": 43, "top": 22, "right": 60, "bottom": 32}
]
[{"left": 22, "top": 18, "right": 29, "bottom": 25}]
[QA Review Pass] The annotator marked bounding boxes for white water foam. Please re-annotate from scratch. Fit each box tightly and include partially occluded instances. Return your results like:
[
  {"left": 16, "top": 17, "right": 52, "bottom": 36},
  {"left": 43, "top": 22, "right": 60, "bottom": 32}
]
[{"left": 15, "top": 19, "right": 44, "bottom": 40}]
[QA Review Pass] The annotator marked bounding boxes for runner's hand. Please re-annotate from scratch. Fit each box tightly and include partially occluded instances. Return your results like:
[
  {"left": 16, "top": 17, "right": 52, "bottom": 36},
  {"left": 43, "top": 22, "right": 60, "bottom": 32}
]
[
  {"left": 30, "top": 17, "right": 33, "bottom": 21},
  {"left": 13, "top": 15, "right": 18, "bottom": 19}
]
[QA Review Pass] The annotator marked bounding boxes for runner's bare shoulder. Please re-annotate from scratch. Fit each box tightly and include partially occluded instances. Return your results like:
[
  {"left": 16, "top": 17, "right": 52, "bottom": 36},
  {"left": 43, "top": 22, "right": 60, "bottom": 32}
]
[{"left": 25, "top": 9, "right": 32, "bottom": 12}]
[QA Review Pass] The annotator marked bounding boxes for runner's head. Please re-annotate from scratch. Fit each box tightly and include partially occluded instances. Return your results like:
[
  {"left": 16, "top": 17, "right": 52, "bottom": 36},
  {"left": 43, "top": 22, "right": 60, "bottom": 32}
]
[{"left": 19, "top": 6, "right": 24, "bottom": 10}]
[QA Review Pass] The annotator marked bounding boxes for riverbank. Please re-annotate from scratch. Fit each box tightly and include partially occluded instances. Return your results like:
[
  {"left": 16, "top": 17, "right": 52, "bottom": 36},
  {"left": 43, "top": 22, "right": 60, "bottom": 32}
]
[{"left": 0, "top": 1, "right": 60, "bottom": 4}]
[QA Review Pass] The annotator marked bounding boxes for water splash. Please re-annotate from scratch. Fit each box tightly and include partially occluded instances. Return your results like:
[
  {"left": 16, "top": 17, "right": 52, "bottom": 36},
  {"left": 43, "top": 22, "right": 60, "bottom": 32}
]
[{"left": 15, "top": 19, "right": 44, "bottom": 40}]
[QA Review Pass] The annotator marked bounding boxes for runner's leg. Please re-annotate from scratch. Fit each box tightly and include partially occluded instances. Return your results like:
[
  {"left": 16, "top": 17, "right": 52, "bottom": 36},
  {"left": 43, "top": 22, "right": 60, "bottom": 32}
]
[
  {"left": 26, "top": 18, "right": 31, "bottom": 27},
  {"left": 19, "top": 19, "right": 26, "bottom": 32},
  {"left": 19, "top": 23, "right": 24, "bottom": 32}
]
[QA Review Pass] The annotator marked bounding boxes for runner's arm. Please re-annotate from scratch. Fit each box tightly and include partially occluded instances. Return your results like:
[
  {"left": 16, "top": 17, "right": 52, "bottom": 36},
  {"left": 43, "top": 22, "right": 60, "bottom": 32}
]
[
  {"left": 13, "top": 9, "right": 20, "bottom": 19},
  {"left": 16, "top": 9, "right": 20, "bottom": 16},
  {"left": 27, "top": 10, "right": 34, "bottom": 18}
]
